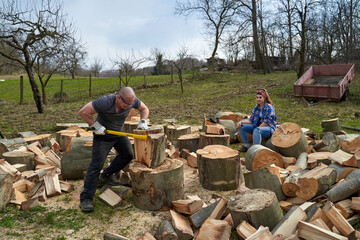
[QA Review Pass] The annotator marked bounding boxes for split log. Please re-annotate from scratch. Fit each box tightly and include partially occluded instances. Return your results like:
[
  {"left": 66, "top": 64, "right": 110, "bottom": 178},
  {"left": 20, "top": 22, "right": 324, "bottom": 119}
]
[
  {"left": 271, "top": 206, "right": 307, "bottom": 238},
  {"left": 164, "top": 125, "right": 191, "bottom": 146},
  {"left": 189, "top": 200, "right": 219, "bottom": 228},
  {"left": 195, "top": 218, "right": 231, "bottom": 240},
  {"left": 218, "top": 119, "right": 237, "bottom": 143},
  {"left": 136, "top": 232, "right": 156, "bottom": 240},
  {"left": 155, "top": 220, "right": 177, "bottom": 240},
  {"left": 328, "top": 149, "right": 357, "bottom": 167},
  {"left": 244, "top": 167, "right": 286, "bottom": 201},
  {"left": 206, "top": 124, "right": 225, "bottom": 135},
  {"left": 296, "top": 152, "right": 308, "bottom": 170},
  {"left": 282, "top": 169, "right": 309, "bottom": 197},
  {"left": 24, "top": 134, "right": 51, "bottom": 147},
  {"left": 351, "top": 197, "right": 360, "bottom": 213},
  {"left": 0, "top": 138, "right": 27, "bottom": 157},
  {"left": 227, "top": 189, "right": 283, "bottom": 230},
  {"left": 178, "top": 134, "right": 200, "bottom": 157},
  {"left": 209, "top": 197, "right": 228, "bottom": 219},
  {"left": 59, "top": 181, "right": 74, "bottom": 193},
  {"left": 21, "top": 197, "right": 39, "bottom": 211},
  {"left": 197, "top": 145, "right": 240, "bottom": 191},
  {"left": 298, "top": 221, "right": 348, "bottom": 240},
  {"left": 296, "top": 164, "right": 336, "bottom": 200},
  {"left": 338, "top": 134, "right": 360, "bottom": 152},
  {"left": 187, "top": 152, "right": 197, "bottom": 168},
  {"left": 171, "top": 199, "right": 203, "bottom": 215},
  {"left": 328, "top": 163, "right": 356, "bottom": 182},
  {"left": 310, "top": 218, "right": 331, "bottom": 231},
  {"left": 307, "top": 152, "right": 332, "bottom": 168},
  {"left": 133, "top": 131, "right": 166, "bottom": 168},
  {"left": 61, "top": 136, "right": 93, "bottom": 180},
  {"left": 246, "top": 226, "right": 273, "bottom": 240},
  {"left": 129, "top": 158, "right": 184, "bottom": 211},
  {"left": 104, "top": 232, "right": 130, "bottom": 240},
  {"left": 223, "top": 213, "right": 234, "bottom": 229},
  {"left": 99, "top": 188, "right": 122, "bottom": 208},
  {"left": 313, "top": 141, "right": 328, "bottom": 151},
  {"left": 326, "top": 169, "right": 360, "bottom": 202},
  {"left": 0, "top": 159, "right": 21, "bottom": 181},
  {"left": 282, "top": 156, "right": 297, "bottom": 168},
  {"left": 198, "top": 133, "right": 230, "bottom": 149},
  {"left": 335, "top": 199, "right": 354, "bottom": 219},
  {"left": 271, "top": 122, "right": 308, "bottom": 158},
  {"left": 44, "top": 149, "right": 61, "bottom": 168},
  {"left": 323, "top": 201, "right": 356, "bottom": 239},
  {"left": 2, "top": 151, "right": 35, "bottom": 170},
  {"left": 0, "top": 173, "right": 13, "bottom": 209},
  {"left": 245, "top": 145, "right": 284, "bottom": 171},
  {"left": 321, "top": 118, "right": 341, "bottom": 132},
  {"left": 17, "top": 131, "right": 36, "bottom": 138},
  {"left": 43, "top": 170, "right": 61, "bottom": 197},
  {"left": 12, "top": 163, "right": 27, "bottom": 173},
  {"left": 279, "top": 201, "right": 295, "bottom": 211},
  {"left": 28, "top": 180, "right": 44, "bottom": 198},
  {"left": 236, "top": 220, "right": 257, "bottom": 239},
  {"left": 170, "top": 209, "right": 194, "bottom": 240}
]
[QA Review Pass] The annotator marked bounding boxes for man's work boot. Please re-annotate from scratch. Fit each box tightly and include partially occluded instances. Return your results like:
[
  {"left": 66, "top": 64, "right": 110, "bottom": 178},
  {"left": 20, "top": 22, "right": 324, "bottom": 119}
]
[
  {"left": 79, "top": 199, "right": 94, "bottom": 212},
  {"left": 99, "top": 172, "right": 122, "bottom": 186}
]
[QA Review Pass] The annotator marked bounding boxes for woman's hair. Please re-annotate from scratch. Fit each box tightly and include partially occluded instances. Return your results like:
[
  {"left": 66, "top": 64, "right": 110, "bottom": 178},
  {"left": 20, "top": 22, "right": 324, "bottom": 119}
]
[{"left": 256, "top": 88, "right": 273, "bottom": 105}]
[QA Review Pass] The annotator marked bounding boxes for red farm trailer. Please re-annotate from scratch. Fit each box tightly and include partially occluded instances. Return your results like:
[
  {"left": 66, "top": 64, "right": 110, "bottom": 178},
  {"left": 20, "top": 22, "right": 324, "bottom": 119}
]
[{"left": 293, "top": 64, "right": 355, "bottom": 101}]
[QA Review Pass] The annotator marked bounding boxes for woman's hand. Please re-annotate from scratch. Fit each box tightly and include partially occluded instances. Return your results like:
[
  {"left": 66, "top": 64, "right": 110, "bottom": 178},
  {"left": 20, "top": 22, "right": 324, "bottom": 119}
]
[{"left": 236, "top": 121, "right": 242, "bottom": 129}]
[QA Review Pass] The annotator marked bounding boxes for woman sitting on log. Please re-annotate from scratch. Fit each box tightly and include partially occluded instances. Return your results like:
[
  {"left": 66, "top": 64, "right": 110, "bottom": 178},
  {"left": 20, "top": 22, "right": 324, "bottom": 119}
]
[{"left": 236, "top": 88, "right": 277, "bottom": 152}]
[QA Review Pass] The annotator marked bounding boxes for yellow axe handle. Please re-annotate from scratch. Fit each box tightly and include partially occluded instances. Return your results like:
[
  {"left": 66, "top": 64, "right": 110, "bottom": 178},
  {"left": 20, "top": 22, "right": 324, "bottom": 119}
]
[{"left": 105, "top": 130, "right": 147, "bottom": 140}]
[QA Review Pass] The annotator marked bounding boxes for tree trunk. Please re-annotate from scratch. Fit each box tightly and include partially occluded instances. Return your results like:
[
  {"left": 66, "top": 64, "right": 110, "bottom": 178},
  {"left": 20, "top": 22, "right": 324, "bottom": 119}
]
[
  {"left": 297, "top": 12, "right": 307, "bottom": 78},
  {"left": 252, "top": 0, "right": 266, "bottom": 73},
  {"left": 27, "top": 68, "right": 43, "bottom": 113}
]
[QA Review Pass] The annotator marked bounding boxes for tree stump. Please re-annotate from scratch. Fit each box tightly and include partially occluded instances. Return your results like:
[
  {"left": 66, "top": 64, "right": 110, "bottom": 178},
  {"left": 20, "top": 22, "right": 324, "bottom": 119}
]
[
  {"left": 321, "top": 118, "right": 341, "bottom": 132},
  {"left": 61, "top": 137, "right": 93, "bottom": 180},
  {"left": 338, "top": 134, "right": 360, "bottom": 152},
  {"left": 2, "top": 151, "right": 35, "bottom": 170},
  {"left": 133, "top": 128, "right": 164, "bottom": 168},
  {"left": 271, "top": 122, "right": 308, "bottom": 158},
  {"left": 178, "top": 134, "right": 200, "bottom": 157},
  {"left": 227, "top": 189, "right": 283, "bottom": 230},
  {"left": 0, "top": 138, "right": 27, "bottom": 157},
  {"left": 245, "top": 145, "right": 284, "bottom": 171},
  {"left": 129, "top": 158, "right": 184, "bottom": 211},
  {"left": 296, "top": 164, "right": 337, "bottom": 200},
  {"left": 164, "top": 125, "right": 191, "bottom": 146},
  {"left": 197, "top": 145, "right": 240, "bottom": 191},
  {"left": 198, "top": 133, "right": 230, "bottom": 149}
]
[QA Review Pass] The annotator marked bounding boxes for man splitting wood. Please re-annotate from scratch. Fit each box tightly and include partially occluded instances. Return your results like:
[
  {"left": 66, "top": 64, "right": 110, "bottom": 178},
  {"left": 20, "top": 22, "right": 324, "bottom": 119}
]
[{"left": 78, "top": 87, "right": 149, "bottom": 212}]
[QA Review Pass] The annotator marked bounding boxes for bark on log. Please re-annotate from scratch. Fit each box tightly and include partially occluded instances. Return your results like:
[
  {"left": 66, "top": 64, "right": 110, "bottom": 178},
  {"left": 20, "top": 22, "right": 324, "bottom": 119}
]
[
  {"left": 328, "top": 163, "right": 356, "bottom": 182},
  {"left": 2, "top": 151, "right": 35, "bottom": 171},
  {"left": 164, "top": 125, "right": 191, "bottom": 146},
  {"left": 296, "top": 152, "right": 308, "bottom": 170},
  {"left": 321, "top": 132, "right": 340, "bottom": 152},
  {"left": 129, "top": 158, "right": 184, "bottom": 211},
  {"left": 245, "top": 145, "right": 284, "bottom": 171},
  {"left": 0, "top": 138, "right": 27, "bottom": 157},
  {"left": 198, "top": 133, "right": 230, "bottom": 149},
  {"left": 244, "top": 167, "right": 286, "bottom": 201},
  {"left": 218, "top": 119, "right": 237, "bottom": 143},
  {"left": 189, "top": 200, "right": 219, "bottom": 228},
  {"left": 296, "top": 165, "right": 337, "bottom": 200},
  {"left": 197, "top": 145, "right": 240, "bottom": 191},
  {"left": 227, "top": 189, "right": 283, "bottom": 230},
  {"left": 61, "top": 137, "right": 93, "bottom": 180},
  {"left": 155, "top": 220, "right": 177, "bottom": 240},
  {"left": 326, "top": 169, "right": 360, "bottom": 202},
  {"left": 282, "top": 169, "right": 309, "bottom": 197},
  {"left": 321, "top": 118, "right": 341, "bottom": 132},
  {"left": 271, "top": 122, "right": 308, "bottom": 158},
  {"left": 338, "top": 134, "right": 360, "bottom": 152},
  {"left": 178, "top": 134, "right": 200, "bottom": 157}
]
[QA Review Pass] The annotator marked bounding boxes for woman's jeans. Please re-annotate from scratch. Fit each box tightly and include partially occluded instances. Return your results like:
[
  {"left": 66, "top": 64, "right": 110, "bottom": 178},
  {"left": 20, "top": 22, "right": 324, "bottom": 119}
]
[
  {"left": 80, "top": 134, "right": 133, "bottom": 202},
  {"left": 239, "top": 124, "right": 272, "bottom": 148}
]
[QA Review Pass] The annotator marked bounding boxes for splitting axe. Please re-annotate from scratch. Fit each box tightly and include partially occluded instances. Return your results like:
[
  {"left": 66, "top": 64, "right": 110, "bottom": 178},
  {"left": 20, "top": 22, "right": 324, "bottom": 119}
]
[{"left": 84, "top": 127, "right": 147, "bottom": 140}]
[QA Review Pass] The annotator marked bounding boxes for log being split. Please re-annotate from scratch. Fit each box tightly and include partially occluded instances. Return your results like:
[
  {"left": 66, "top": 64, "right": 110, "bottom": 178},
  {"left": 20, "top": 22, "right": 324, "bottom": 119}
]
[
  {"left": 245, "top": 144, "right": 284, "bottom": 171},
  {"left": 271, "top": 122, "right": 308, "bottom": 158},
  {"left": 129, "top": 158, "right": 184, "bottom": 211},
  {"left": 197, "top": 145, "right": 240, "bottom": 191},
  {"left": 227, "top": 188, "right": 283, "bottom": 230},
  {"left": 296, "top": 164, "right": 337, "bottom": 200},
  {"left": 198, "top": 133, "right": 230, "bottom": 149}
]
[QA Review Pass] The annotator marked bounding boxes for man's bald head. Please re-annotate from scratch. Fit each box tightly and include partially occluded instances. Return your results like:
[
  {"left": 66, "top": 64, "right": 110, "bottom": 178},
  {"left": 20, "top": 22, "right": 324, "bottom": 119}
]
[{"left": 117, "top": 87, "right": 135, "bottom": 98}]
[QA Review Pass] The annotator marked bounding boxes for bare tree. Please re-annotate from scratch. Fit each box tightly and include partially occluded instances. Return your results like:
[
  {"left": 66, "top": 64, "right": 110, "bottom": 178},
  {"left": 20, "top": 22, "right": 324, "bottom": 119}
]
[
  {"left": 175, "top": 0, "right": 240, "bottom": 60},
  {"left": 62, "top": 38, "right": 87, "bottom": 79},
  {"left": 112, "top": 50, "right": 147, "bottom": 87},
  {"left": 166, "top": 46, "right": 192, "bottom": 93},
  {"left": 0, "top": 0, "right": 75, "bottom": 113},
  {"left": 90, "top": 57, "right": 103, "bottom": 77}
]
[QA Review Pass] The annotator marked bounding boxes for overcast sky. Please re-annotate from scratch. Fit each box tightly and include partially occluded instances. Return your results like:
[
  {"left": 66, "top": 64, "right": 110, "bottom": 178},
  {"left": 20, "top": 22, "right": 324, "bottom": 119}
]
[{"left": 62, "top": 0, "right": 211, "bottom": 69}]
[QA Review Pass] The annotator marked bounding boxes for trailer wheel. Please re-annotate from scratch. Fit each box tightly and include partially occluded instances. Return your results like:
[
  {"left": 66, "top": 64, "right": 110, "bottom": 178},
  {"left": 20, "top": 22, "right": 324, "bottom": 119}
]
[{"left": 340, "top": 85, "right": 350, "bottom": 101}]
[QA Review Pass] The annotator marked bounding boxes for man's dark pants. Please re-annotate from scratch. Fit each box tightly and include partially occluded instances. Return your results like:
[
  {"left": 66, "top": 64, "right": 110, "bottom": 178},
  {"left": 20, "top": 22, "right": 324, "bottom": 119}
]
[{"left": 80, "top": 134, "right": 133, "bottom": 202}]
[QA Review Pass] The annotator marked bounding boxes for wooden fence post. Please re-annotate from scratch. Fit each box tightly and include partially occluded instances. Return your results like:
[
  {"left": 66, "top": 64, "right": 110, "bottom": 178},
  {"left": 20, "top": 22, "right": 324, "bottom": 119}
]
[
  {"left": 143, "top": 68, "right": 147, "bottom": 88},
  {"left": 89, "top": 74, "right": 92, "bottom": 97},
  {"left": 60, "top": 79, "right": 64, "bottom": 102},
  {"left": 20, "top": 76, "right": 23, "bottom": 105}
]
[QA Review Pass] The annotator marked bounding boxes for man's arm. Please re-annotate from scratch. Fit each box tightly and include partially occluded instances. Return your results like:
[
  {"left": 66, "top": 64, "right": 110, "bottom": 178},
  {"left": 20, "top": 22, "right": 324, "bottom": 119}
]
[
  {"left": 137, "top": 101, "right": 149, "bottom": 119},
  {"left": 78, "top": 102, "right": 97, "bottom": 126}
]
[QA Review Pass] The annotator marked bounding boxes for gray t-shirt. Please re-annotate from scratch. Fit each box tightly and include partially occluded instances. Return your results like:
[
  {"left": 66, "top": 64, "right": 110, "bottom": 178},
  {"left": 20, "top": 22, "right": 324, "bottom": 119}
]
[{"left": 92, "top": 94, "right": 141, "bottom": 131}]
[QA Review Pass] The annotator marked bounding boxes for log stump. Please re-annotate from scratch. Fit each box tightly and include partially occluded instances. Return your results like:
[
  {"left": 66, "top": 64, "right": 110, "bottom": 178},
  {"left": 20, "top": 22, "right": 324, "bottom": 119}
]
[
  {"left": 61, "top": 137, "right": 93, "bottom": 180},
  {"left": 321, "top": 118, "right": 341, "bottom": 132},
  {"left": 0, "top": 138, "right": 27, "bottom": 157},
  {"left": 2, "top": 151, "right": 35, "bottom": 170},
  {"left": 133, "top": 128, "right": 164, "bottom": 168},
  {"left": 129, "top": 158, "right": 184, "bottom": 211},
  {"left": 227, "top": 189, "right": 283, "bottom": 230},
  {"left": 245, "top": 145, "right": 284, "bottom": 171},
  {"left": 198, "top": 133, "right": 230, "bottom": 149},
  {"left": 164, "top": 125, "right": 191, "bottom": 146},
  {"left": 271, "top": 122, "right": 308, "bottom": 158},
  {"left": 197, "top": 145, "right": 240, "bottom": 191},
  {"left": 178, "top": 134, "right": 200, "bottom": 157}
]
